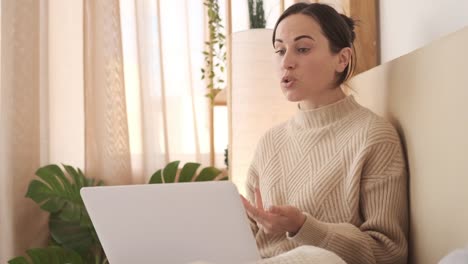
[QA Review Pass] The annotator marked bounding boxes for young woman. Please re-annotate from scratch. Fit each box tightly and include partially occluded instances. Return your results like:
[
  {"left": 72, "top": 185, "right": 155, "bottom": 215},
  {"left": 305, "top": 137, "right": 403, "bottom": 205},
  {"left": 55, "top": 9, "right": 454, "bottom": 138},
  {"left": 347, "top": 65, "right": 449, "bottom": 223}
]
[{"left": 241, "top": 3, "right": 408, "bottom": 264}]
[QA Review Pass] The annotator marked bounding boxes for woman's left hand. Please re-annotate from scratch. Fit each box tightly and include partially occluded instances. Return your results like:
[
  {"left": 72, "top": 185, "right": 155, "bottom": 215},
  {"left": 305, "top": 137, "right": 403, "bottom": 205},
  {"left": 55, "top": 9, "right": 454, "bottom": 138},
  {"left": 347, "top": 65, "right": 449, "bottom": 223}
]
[{"left": 240, "top": 188, "right": 306, "bottom": 235}]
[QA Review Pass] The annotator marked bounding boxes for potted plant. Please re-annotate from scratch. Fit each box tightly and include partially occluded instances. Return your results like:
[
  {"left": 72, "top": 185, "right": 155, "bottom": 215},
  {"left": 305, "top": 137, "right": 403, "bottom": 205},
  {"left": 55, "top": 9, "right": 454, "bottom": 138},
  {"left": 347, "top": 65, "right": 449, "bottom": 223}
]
[
  {"left": 201, "top": 0, "right": 227, "bottom": 105},
  {"left": 248, "top": 0, "right": 266, "bottom": 29}
]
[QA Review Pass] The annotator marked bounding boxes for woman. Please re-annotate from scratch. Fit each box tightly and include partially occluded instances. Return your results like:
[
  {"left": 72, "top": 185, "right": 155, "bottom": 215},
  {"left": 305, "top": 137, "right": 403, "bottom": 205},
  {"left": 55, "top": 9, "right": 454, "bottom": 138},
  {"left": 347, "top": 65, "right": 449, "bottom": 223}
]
[{"left": 241, "top": 3, "right": 408, "bottom": 264}]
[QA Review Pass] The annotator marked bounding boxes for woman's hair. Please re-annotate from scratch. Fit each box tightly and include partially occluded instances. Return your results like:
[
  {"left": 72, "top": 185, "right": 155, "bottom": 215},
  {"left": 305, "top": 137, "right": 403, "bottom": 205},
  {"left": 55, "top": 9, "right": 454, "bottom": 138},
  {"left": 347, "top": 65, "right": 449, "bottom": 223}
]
[{"left": 272, "top": 3, "right": 357, "bottom": 86}]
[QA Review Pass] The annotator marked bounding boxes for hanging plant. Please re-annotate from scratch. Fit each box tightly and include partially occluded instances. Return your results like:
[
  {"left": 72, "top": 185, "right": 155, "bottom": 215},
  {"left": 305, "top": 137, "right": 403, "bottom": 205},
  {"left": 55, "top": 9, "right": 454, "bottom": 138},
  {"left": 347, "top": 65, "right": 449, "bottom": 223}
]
[
  {"left": 248, "top": 0, "right": 266, "bottom": 29},
  {"left": 202, "top": 0, "right": 227, "bottom": 105}
]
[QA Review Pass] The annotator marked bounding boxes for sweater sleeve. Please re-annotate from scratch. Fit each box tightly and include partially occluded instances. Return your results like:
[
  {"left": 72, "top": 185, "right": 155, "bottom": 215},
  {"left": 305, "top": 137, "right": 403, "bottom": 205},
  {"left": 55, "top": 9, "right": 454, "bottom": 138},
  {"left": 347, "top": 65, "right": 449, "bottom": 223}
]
[
  {"left": 245, "top": 130, "right": 271, "bottom": 237},
  {"left": 288, "top": 141, "right": 409, "bottom": 264},
  {"left": 245, "top": 162, "right": 260, "bottom": 236}
]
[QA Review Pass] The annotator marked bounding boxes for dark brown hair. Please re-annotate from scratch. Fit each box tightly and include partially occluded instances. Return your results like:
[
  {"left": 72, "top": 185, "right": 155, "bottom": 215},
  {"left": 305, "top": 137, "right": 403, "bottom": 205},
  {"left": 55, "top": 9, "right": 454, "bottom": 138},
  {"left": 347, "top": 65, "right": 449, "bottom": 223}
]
[{"left": 272, "top": 3, "right": 357, "bottom": 86}]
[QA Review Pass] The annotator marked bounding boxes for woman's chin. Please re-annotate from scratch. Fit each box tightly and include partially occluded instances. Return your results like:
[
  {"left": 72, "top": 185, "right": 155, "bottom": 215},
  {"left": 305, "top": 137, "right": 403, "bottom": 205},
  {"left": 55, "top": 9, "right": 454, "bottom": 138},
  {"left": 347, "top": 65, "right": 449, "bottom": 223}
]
[{"left": 283, "top": 90, "right": 303, "bottom": 102}]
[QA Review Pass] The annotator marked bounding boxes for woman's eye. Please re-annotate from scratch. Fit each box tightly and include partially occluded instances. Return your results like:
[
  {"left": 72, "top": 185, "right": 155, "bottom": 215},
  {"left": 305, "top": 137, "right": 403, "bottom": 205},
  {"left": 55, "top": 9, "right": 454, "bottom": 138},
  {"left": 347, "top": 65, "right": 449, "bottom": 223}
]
[
  {"left": 275, "top": 49, "right": 286, "bottom": 56},
  {"left": 297, "top": 48, "right": 310, "bottom": 53}
]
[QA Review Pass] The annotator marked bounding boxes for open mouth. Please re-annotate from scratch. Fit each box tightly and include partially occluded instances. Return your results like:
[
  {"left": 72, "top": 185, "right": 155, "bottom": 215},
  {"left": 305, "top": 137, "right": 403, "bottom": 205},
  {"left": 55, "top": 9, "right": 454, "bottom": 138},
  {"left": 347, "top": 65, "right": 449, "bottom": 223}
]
[{"left": 281, "top": 76, "right": 296, "bottom": 88}]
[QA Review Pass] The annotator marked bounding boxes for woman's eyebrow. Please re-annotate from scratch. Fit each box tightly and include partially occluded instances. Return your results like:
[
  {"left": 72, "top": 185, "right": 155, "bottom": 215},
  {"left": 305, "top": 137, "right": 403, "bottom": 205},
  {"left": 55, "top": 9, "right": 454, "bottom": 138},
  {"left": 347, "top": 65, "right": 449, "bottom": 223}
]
[
  {"left": 274, "top": 35, "right": 315, "bottom": 43},
  {"left": 294, "top": 35, "right": 315, "bottom": 41}
]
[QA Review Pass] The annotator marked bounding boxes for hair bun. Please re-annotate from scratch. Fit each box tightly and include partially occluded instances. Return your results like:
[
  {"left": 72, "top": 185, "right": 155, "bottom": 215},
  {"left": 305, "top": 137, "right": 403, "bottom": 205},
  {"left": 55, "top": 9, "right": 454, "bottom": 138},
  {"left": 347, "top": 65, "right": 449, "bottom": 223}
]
[{"left": 340, "top": 14, "right": 356, "bottom": 43}]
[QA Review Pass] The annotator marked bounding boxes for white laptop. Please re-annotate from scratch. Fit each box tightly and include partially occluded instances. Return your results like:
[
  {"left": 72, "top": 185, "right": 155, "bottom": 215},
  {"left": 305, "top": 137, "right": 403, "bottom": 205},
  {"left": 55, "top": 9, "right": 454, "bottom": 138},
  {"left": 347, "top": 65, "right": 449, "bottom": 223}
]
[{"left": 81, "top": 181, "right": 260, "bottom": 264}]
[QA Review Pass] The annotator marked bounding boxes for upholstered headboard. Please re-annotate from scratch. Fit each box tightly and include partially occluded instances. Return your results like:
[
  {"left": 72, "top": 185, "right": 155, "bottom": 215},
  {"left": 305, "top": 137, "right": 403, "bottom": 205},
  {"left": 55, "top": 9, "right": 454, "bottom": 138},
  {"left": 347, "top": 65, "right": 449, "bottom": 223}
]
[
  {"left": 350, "top": 26, "right": 468, "bottom": 264},
  {"left": 230, "top": 26, "right": 468, "bottom": 264}
]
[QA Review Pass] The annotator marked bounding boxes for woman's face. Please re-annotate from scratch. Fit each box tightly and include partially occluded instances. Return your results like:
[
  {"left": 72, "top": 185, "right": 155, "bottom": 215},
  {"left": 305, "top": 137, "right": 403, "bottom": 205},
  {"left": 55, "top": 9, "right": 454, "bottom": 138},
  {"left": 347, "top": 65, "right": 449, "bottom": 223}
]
[{"left": 274, "top": 14, "right": 346, "bottom": 103}]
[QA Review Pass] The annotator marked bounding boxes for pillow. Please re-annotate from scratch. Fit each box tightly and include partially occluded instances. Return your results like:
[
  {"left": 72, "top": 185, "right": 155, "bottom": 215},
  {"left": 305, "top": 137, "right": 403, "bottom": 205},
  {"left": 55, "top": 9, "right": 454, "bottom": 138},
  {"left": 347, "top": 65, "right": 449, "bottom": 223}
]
[{"left": 439, "top": 247, "right": 468, "bottom": 264}]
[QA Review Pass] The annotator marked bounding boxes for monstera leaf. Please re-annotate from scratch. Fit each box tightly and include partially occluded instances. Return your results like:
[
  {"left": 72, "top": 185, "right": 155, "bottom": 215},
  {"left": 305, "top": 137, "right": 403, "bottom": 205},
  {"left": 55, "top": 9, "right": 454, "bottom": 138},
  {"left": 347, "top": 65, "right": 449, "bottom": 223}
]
[
  {"left": 149, "top": 161, "right": 228, "bottom": 184},
  {"left": 24, "top": 164, "right": 104, "bottom": 262},
  {"left": 8, "top": 246, "right": 84, "bottom": 264}
]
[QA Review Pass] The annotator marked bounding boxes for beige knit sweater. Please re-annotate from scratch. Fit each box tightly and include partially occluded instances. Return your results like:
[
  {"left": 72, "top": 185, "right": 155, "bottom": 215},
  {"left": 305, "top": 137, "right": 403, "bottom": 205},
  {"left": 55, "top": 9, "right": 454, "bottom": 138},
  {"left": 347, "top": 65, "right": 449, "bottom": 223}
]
[{"left": 245, "top": 95, "right": 408, "bottom": 264}]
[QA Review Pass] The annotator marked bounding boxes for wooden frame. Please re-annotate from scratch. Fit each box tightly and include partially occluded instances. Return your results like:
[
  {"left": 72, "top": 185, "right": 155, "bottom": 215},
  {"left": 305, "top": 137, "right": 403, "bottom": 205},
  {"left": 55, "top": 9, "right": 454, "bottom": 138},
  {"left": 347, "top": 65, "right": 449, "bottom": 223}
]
[{"left": 350, "top": 0, "right": 379, "bottom": 74}]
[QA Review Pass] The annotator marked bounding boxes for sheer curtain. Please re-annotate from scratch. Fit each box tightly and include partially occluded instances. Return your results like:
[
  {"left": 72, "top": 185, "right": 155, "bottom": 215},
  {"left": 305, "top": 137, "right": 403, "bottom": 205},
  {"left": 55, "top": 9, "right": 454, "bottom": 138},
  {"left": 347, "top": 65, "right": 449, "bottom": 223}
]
[
  {"left": 0, "top": 1, "right": 49, "bottom": 262},
  {"left": 120, "top": 0, "right": 211, "bottom": 182},
  {"left": 1, "top": 0, "right": 215, "bottom": 261},
  {"left": 84, "top": 0, "right": 133, "bottom": 185}
]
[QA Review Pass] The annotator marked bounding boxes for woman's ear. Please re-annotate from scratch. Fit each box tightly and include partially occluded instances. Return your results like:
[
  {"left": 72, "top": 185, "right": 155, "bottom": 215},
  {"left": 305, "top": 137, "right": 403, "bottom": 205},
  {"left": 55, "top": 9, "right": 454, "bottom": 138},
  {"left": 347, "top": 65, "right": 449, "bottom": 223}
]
[{"left": 335, "top": 47, "right": 352, "bottom": 73}]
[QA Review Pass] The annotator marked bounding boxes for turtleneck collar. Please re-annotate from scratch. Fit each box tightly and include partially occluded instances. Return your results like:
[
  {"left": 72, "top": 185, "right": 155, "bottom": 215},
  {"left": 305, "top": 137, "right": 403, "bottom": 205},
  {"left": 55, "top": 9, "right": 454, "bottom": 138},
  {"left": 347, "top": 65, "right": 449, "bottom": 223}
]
[{"left": 292, "top": 95, "right": 360, "bottom": 129}]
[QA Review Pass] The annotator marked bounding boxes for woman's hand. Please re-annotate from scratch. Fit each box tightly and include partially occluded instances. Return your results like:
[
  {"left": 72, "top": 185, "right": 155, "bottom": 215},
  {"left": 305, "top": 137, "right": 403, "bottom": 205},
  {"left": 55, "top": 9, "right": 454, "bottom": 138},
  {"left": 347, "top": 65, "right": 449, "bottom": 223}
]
[{"left": 240, "top": 188, "right": 306, "bottom": 235}]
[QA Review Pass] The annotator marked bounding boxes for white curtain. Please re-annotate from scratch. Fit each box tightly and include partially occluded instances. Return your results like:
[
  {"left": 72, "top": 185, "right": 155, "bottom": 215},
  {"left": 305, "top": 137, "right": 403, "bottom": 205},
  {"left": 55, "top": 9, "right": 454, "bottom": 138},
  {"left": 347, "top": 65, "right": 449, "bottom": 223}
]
[
  {"left": 0, "top": 1, "right": 49, "bottom": 262},
  {"left": 120, "top": 0, "right": 212, "bottom": 182},
  {"left": 0, "top": 0, "right": 215, "bottom": 261}
]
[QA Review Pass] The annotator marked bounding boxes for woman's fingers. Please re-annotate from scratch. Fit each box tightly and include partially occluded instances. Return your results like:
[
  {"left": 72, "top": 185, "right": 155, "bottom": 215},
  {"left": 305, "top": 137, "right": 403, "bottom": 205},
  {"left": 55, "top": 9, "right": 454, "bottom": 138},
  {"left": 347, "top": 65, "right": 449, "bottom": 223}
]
[
  {"left": 268, "top": 205, "right": 292, "bottom": 216},
  {"left": 255, "top": 187, "right": 264, "bottom": 210},
  {"left": 241, "top": 191, "right": 295, "bottom": 234},
  {"left": 240, "top": 195, "right": 257, "bottom": 219}
]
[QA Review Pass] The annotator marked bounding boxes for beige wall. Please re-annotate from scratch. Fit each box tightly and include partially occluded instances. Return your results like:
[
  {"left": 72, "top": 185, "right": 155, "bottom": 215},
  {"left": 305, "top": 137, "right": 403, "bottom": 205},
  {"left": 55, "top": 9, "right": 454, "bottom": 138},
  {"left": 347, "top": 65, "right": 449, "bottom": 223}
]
[
  {"left": 350, "top": 26, "right": 468, "bottom": 264},
  {"left": 230, "top": 29, "right": 296, "bottom": 195},
  {"left": 380, "top": 0, "right": 468, "bottom": 63}
]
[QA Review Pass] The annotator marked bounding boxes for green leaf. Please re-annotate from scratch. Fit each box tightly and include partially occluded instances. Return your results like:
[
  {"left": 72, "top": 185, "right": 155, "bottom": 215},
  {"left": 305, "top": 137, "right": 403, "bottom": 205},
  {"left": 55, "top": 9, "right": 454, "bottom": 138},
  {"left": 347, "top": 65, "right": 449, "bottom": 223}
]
[
  {"left": 35, "top": 166, "right": 66, "bottom": 195},
  {"left": 149, "top": 170, "right": 163, "bottom": 184},
  {"left": 63, "top": 165, "right": 82, "bottom": 190},
  {"left": 23, "top": 164, "right": 103, "bottom": 260},
  {"left": 196, "top": 167, "right": 221, "bottom": 182},
  {"left": 76, "top": 169, "right": 89, "bottom": 188},
  {"left": 49, "top": 214, "right": 96, "bottom": 258},
  {"left": 40, "top": 197, "right": 65, "bottom": 213},
  {"left": 208, "top": 9, "right": 215, "bottom": 18},
  {"left": 163, "top": 161, "right": 180, "bottom": 183},
  {"left": 179, "top": 163, "right": 201, "bottom": 182},
  {"left": 27, "top": 248, "right": 49, "bottom": 263},
  {"left": 59, "top": 202, "right": 81, "bottom": 222},
  {"left": 26, "top": 180, "right": 53, "bottom": 204},
  {"left": 8, "top": 246, "right": 84, "bottom": 264},
  {"left": 219, "top": 176, "right": 229, "bottom": 181},
  {"left": 8, "top": 257, "right": 29, "bottom": 264}
]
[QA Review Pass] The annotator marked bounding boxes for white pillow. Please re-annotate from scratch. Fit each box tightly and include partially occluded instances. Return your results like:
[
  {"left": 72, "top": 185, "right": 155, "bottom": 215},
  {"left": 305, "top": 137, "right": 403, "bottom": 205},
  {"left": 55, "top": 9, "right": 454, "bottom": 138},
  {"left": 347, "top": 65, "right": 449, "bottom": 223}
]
[{"left": 439, "top": 247, "right": 468, "bottom": 264}]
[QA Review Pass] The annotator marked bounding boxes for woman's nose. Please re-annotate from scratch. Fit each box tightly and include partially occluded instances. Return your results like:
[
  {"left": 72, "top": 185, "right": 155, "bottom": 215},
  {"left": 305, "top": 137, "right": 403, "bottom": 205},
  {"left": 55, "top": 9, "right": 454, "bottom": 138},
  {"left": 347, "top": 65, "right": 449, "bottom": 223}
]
[{"left": 281, "top": 52, "right": 296, "bottom": 70}]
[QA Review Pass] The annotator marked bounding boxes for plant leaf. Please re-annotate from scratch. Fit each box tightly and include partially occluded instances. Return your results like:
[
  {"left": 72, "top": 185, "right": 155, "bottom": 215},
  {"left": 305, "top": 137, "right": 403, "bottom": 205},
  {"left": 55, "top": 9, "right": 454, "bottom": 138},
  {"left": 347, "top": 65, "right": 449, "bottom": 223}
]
[
  {"left": 40, "top": 197, "right": 66, "bottom": 213},
  {"left": 149, "top": 170, "right": 163, "bottom": 184},
  {"left": 49, "top": 214, "right": 96, "bottom": 259},
  {"left": 59, "top": 202, "right": 81, "bottom": 222},
  {"left": 8, "top": 246, "right": 84, "bottom": 264},
  {"left": 196, "top": 167, "right": 221, "bottom": 182},
  {"left": 163, "top": 161, "right": 180, "bottom": 183},
  {"left": 24, "top": 164, "right": 103, "bottom": 261},
  {"left": 27, "top": 248, "right": 49, "bottom": 263},
  {"left": 25, "top": 180, "right": 53, "bottom": 204},
  {"left": 179, "top": 163, "right": 201, "bottom": 182},
  {"left": 8, "top": 257, "right": 29, "bottom": 264},
  {"left": 63, "top": 165, "right": 83, "bottom": 191},
  {"left": 76, "top": 169, "right": 88, "bottom": 188}
]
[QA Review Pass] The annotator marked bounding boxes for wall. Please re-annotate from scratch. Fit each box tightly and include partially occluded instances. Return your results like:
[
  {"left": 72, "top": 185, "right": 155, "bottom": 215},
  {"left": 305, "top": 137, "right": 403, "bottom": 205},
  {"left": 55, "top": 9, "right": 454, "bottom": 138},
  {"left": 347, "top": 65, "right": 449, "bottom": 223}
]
[
  {"left": 230, "top": 29, "right": 296, "bottom": 195},
  {"left": 351, "top": 25, "right": 468, "bottom": 264},
  {"left": 380, "top": 0, "right": 468, "bottom": 63}
]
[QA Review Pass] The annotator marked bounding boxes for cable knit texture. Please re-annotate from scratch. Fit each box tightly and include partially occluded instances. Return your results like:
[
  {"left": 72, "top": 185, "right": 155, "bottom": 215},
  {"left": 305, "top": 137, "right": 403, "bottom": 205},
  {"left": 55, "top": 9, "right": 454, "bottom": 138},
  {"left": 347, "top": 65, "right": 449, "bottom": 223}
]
[{"left": 246, "top": 95, "right": 408, "bottom": 264}]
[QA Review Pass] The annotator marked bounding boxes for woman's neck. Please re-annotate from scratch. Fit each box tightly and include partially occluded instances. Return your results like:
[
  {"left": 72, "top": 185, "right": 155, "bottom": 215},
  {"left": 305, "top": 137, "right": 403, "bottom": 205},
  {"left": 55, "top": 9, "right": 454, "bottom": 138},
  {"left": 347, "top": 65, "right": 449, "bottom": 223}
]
[{"left": 299, "top": 88, "right": 346, "bottom": 110}]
